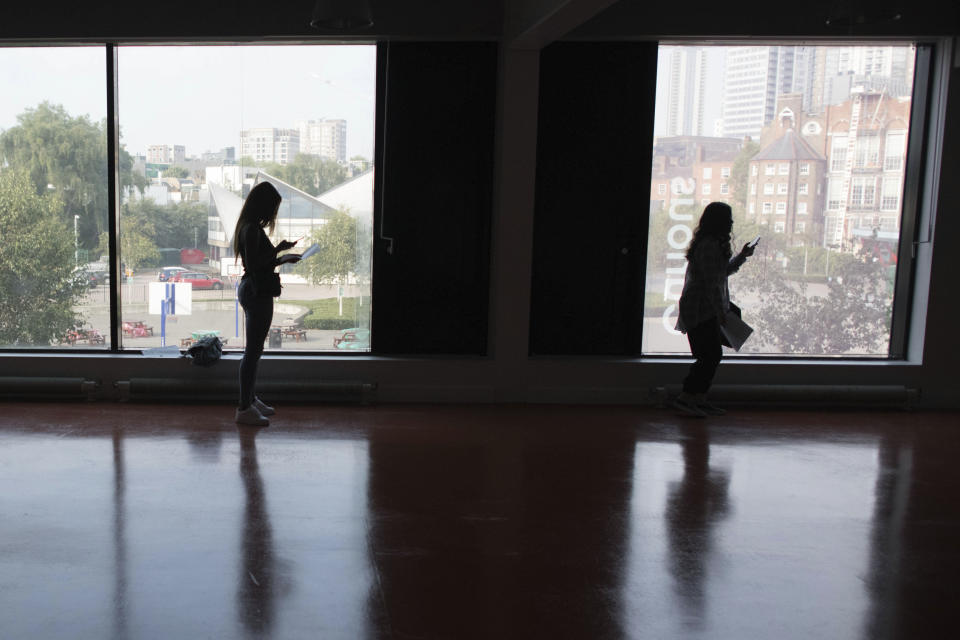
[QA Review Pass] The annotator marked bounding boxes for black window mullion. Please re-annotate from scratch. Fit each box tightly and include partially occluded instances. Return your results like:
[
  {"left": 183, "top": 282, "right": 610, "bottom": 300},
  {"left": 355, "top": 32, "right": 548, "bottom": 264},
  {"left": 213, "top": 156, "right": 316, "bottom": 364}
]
[
  {"left": 889, "top": 43, "right": 932, "bottom": 359},
  {"left": 106, "top": 44, "right": 121, "bottom": 351}
]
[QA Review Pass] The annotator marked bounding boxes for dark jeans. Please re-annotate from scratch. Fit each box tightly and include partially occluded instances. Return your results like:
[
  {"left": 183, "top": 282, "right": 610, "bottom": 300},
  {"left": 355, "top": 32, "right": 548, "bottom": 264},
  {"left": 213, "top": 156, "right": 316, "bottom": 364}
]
[
  {"left": 238, "top": 278, "right": 273, "bottom": 409},
  {"left": 682, "top": 316, "right": 723, "bottom": 395}
]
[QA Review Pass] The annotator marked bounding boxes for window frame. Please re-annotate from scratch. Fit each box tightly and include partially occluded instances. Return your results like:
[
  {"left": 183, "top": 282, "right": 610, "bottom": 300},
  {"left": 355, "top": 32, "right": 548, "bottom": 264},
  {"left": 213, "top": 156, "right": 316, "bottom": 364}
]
[
  {"left": 642, "top": 38, "right": 937, "bottom": 362},
  {"left": 0, "top": 41, "right": 379, "bottom": 356}
]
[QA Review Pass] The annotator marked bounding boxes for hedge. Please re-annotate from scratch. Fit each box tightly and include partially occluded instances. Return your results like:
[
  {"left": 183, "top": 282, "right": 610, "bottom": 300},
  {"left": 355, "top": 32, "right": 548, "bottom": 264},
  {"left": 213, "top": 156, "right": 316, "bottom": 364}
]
[{"left": 285, "top": 297, "right": 369, "bottom": 331}]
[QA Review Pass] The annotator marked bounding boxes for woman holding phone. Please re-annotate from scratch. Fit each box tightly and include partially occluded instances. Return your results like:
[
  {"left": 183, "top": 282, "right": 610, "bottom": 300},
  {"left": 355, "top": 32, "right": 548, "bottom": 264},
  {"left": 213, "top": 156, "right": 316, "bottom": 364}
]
[
  {"left": 232, "top": 181, "right": 301, "bottom": 426},
  {"left": 673, "top": 202, "right": 756, "bottom": 417}
]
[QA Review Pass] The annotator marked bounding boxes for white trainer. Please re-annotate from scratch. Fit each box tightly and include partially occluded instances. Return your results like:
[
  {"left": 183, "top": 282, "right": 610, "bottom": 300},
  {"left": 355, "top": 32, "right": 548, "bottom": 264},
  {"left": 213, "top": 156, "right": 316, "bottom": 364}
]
[
  {"left": 253, "top": 397, "right": 275, "bottom": 416},
  {"left": 235, "top": 406, "right": 269, "bottom": 427}
]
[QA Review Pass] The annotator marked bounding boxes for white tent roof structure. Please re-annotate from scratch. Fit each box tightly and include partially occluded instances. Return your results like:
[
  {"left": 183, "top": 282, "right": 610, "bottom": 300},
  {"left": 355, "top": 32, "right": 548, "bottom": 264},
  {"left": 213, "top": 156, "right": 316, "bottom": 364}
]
[
  {"left": 208, "top": 182, "right": 244, "bottom": 246},
  {"left": 316, "top": 168, "right": 374, "bottom": 218}
]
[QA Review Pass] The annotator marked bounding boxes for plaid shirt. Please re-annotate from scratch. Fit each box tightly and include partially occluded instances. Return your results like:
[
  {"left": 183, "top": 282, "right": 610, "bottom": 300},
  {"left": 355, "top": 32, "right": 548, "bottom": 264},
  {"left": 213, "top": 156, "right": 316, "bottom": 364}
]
[{"left": 675, "top": 236, "right": 747, "bottom": 333}]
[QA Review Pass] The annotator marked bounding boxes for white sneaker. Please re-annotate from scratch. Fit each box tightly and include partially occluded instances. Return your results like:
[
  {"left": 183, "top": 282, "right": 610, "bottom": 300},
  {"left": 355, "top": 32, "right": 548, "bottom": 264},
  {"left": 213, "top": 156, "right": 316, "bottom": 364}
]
[
  {"left": 254, "top": 397, "right": 275, "bottom": 416},
  {"left": 235, "top": 406, "right": 269, "bottom": 427}
]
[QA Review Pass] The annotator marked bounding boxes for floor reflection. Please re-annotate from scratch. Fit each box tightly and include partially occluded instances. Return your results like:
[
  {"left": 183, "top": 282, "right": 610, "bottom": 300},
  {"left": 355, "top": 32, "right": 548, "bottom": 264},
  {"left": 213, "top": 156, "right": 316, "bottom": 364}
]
[
  {"left": 237, "top": 427, "right": 276, "bottom": 637},
  {"left": 861, "top": 424, "right": 960, "bottom": 640},
  {"left": 364, "top": 413, "right": 637, "bottom": 639},
  {"left": 664, "top": 425, "right": 731, "bottom": 630}
]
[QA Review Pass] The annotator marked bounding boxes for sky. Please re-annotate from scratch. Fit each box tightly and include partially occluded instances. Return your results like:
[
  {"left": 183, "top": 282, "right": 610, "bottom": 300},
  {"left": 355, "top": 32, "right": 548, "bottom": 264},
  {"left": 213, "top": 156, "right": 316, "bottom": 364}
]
[{"left": 0, "top": 45, "right": 376, "bottom": 160}]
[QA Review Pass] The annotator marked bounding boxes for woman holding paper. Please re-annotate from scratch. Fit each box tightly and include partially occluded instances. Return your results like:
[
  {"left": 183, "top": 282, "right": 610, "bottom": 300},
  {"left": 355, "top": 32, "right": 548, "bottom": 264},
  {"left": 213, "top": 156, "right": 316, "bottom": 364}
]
[
  {"left": 232, "top": 181, "right": 301, "bottom": 426},
  {"left": 673, "top": 202, "right": 755, "bottom": 417}
]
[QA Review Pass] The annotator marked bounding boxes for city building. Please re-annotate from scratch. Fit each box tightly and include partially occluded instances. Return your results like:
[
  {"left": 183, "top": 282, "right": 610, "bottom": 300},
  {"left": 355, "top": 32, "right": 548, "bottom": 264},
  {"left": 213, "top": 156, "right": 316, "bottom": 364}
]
[
  {"left": 200, "top": 147, "right": 236, "bottom": 164},
  {"left": 663, "top": 46, "right": 707, "bottom": 137},
  {"left": 146, "top": 144, "right": 186, "bottom": 165},
  {"left": 822, "top": 88, "right": 912, "bottom": 249},
  {"left": 758, "top": 85, "right": 911, "bottom": 249},
  {"left": 650, "top": 136, "right": 742, "bottom": 212},
  {"left": 239, "top": 127, "right": 300, "bottom": 165},
  {"left": 746, "top": 124, "right": 826, "bottom": 243},
  {"left": 721, "top": 46, "right": 788, "bottom": 139},
  {"left": 298, "top": 119, "right": 347, "bottom": 163}
]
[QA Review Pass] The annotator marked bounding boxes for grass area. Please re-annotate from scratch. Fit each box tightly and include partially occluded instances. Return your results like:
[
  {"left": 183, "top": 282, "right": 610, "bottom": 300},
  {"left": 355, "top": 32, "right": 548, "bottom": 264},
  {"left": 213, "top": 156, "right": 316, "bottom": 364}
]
[{"left": 283, "top": 297, "right": 370, "bottom": 330}]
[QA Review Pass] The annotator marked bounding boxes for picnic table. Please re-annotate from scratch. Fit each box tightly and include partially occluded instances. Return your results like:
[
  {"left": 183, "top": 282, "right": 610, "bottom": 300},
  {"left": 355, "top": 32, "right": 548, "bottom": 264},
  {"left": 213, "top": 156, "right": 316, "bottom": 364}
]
[
  {"left": 279, "top": 325, "right": 308, "bottom": 342},
  {"left": 122, "top": 320, "right": 154, "bottom": 338},
  {"left": 63, "top": 326, "right": 105, "bottom": 346}
]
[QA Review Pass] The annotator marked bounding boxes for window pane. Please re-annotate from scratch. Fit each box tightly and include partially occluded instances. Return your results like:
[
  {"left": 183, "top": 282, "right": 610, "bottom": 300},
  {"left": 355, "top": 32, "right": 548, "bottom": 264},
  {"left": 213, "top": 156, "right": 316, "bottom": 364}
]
[
  {"left": 117, "top": 45, "right": 375, "bottom": 352},
  {"left": 646, "top": 43, "right": 916, "bottom": 356},
  {"left": 0, "top": 47, "right": 108, "bottom": 349}
]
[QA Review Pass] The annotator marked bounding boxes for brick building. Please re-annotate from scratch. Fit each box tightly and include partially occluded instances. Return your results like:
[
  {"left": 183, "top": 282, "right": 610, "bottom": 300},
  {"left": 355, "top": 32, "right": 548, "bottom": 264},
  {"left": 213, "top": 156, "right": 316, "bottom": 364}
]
[
  {"left": 650, "top": 136, "right": 741, "bottom": 213},
  {"left": 746, "top": 127, "right": 826, "bottom": 243}
]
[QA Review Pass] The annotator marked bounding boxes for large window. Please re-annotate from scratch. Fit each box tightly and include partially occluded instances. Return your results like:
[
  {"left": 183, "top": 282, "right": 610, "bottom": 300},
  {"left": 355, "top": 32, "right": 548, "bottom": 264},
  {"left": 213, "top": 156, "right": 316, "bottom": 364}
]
[
  {"left": 0, "top": 47, "right": 108, "bottom": 349},
  {"left": 646, "top": 43, "right": 917, "bottom": 356},
  {"left": 0, "top": 44, "right": 375, "bottom": 352},
  {"left": 117, "top": 45, "right": 374, "bottom": 353}
]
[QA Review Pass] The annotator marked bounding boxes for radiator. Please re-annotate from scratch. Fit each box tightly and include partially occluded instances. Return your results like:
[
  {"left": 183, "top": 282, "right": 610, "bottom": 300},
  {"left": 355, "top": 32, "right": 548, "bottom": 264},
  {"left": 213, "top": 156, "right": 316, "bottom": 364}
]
[
  {"left": 651, "top": 384, "right": 918, "bottom": 409},
  {"left": 0, "top": 376, "right": 99, "bottom": 401},
  {"left": 116, "top": 377, "right": 375, "bottom": 404}
]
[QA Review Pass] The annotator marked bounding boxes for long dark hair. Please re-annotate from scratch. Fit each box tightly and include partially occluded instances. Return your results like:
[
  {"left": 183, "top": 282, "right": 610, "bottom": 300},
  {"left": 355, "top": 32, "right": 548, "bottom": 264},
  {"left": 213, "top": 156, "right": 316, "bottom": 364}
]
[
  {"left": 233, "top": 181, "right": 282, "bottom": 259},
  {"left": 686, "top": 201, "right": 733, "bottom": 261}
]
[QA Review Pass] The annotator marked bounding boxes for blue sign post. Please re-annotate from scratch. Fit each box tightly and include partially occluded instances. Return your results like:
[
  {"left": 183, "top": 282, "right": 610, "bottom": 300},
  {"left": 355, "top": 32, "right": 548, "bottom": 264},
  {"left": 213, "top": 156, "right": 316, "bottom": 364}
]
[{"left": 159, "top": 283, "right": 176, "bottom": 347}]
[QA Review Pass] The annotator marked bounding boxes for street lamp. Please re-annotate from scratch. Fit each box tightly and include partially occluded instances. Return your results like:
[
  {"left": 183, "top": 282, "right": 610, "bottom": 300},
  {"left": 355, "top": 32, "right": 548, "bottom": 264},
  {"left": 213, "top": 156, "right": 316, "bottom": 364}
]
[{"left": 74, "top": 215, "right": 79, "bottom": 267}]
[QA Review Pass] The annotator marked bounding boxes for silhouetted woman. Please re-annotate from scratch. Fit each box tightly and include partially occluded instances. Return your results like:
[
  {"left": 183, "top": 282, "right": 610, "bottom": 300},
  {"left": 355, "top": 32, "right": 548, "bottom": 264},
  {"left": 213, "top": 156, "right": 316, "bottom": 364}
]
[
  {"left": 233, "top": 182, "right": 300, "bottom": 426},
  {"left": 673, "top": 202, "right": 754, "bottom": 417}
]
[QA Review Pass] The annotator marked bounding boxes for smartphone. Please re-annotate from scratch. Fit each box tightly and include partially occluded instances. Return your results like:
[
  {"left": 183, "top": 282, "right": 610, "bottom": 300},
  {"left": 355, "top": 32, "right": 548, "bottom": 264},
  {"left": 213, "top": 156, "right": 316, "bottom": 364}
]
[{"left": 748, "top": 235, "right": 761, "bottom": 248}]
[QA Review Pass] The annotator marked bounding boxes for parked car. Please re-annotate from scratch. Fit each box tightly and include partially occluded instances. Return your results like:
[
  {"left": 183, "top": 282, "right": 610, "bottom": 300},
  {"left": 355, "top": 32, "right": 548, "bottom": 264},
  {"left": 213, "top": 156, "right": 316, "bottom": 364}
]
[
  {"left": 171, "top": 271, "right": 224, "bottom": 290},
  {"left": 157, "top": 266, "right": 188, "bottom": 281}
]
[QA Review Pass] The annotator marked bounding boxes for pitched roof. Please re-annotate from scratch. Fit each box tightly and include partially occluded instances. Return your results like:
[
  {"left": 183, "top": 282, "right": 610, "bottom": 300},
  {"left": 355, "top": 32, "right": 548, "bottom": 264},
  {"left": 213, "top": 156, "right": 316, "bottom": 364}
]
[
  {"left": 753, "top": 129, "right": 825, "bottom": 161},
  {"left": 208, "top": 182, "right": 243, "bottom": 245}
]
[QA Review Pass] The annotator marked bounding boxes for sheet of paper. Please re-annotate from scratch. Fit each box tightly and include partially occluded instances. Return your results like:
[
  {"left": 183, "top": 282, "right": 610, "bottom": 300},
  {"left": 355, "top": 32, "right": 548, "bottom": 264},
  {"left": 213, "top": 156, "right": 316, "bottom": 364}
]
[
  {"left": 720, "top": 311, "right": 753, "bottom": 351},
  {"left": 299, "top": 243, "right": 320, "bottom": 260}
]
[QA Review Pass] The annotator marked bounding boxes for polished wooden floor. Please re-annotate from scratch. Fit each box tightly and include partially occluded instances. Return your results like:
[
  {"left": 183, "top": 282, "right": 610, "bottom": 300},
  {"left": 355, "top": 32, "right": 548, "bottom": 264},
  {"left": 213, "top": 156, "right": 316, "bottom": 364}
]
[{"left": 0, "top": 403, "right": 957, "bottom": 639}]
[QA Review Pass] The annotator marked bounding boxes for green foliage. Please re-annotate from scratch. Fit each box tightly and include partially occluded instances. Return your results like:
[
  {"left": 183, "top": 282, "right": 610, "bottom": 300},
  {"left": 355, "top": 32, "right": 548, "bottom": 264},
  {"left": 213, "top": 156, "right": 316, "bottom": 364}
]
[
  {"left": 127, "top": 199, "right": 207, "bottom": 251},
  {"left": 645, "top": 201, "right": 700, "bottom": 271},
  {"left": 294, "top": 209, "right": 358, "bottom": 285},
  {"left": 737, "top": 252, "right": 892, "bottom": 354},
  {"left": 0, "top": 102, "right": 142, "bottom": 250},
  {"left": 285, "top": 297, "right": 364, "bottom": 330},
  {"left": 261, "top": 154, "right": 347, "bottom": 196},
  {"left": 730, "top": 140, "right": 760, "bottom": 213},
  {"left": 0, "top": 170, "right": 87, "bottom": 345},
  {"left": 162, "top": 166, "right": 190, "bottom": 179}
]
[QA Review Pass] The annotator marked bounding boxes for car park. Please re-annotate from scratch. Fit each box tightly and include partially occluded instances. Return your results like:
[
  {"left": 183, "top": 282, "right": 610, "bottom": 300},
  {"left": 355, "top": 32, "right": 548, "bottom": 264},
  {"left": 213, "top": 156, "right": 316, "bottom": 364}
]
[
  {"left": 157, "top": 266, "right": 188, "bottom": 281},
  {"left": 171, "top": 271, "right": 224, "bottom": 290}
]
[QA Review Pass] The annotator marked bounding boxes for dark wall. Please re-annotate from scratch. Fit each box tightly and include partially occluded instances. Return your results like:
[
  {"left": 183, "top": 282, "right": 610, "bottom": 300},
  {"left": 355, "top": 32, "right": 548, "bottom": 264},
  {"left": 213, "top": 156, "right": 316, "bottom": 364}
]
[
  {"left": 529, "top": 42, "right": 658, "bottom": 355},
  {"left": 1, "top": 1, "right": 504, "bottom": 40},
  {"left": 569, "top": 0, "right": 959, "bottom": 38},
  {"left": 371, "top": 42, "right": 497, "bottom": 355}
]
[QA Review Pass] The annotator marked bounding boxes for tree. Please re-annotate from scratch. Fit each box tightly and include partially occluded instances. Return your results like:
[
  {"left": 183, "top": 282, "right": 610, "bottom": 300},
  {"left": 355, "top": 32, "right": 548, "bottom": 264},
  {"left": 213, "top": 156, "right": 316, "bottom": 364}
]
[
  {"left": 0, "top": 102, "right": 143, "bottom": 250},
  {"left": 95, "top": 217, "right": 160, "bottom": 270},
  {"left": 730, "top": 140, "right": 760, "bottom": 214},
  {"left": 261, "top": 154, "right": 348, "bottom": 196},
  {"left": 162, "top": 166, "right": 190, "bottom": 179},
  {"left": 294, "top": 209, "right": 358, "bottom": 286},
  {"left": 0, "top": 170, "right": 87, "bottom": 345},
  {"left": 129, "top": 199, "right": 208, "bottom": 250},
  {"left": 737, "top": 253, "right": 891, "bottom": 354}
]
